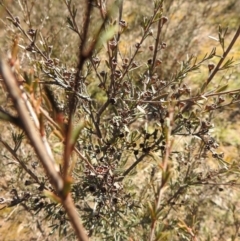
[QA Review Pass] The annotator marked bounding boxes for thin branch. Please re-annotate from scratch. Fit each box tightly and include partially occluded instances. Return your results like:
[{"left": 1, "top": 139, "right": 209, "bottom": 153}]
[
  {"left": 64, "top": 0, "right": 82, "bottom": 40},
  {"left": 0, "top": 107, "right": 23, "bottom": 128},
  {"left": 0, "top": 138, "right": 40, "bottom": 184},
  {"left": 124, "top": 87, "right": 240, "bottom": 104},
  {"left": 1, "top": 2, "right": 48, "bottom": 60},
  {"left": 116, "top": 0, "right": 123, "bottom": 43},
  {"left": 202, "top": 25, "right": 240, "bottom": 91},
  {"left": 62, "top": 194, "right": 89, "bottom": 241},
  {"left": 69, "top": 0, "right": 93, "bottom": 115},
  {"left": 151, "top": 16, "right": 164, "bottom": 74},
  {"left": 120, "top": 154, "right": 146, "bottom": 180},
  {"left": 149, "top": 106, "right": 174, "bottom": 241}
]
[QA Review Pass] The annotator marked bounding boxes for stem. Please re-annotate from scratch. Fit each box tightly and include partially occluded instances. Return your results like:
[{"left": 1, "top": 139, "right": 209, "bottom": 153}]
[
  {"left": 0, "top": 139, "right": 40, "bottom": 184},
  {"left": 151, "top": 17, "right": 163, "bottom": 74},
  {"left": 149, "top": 106, "right": 174, "bottom": 241},
  {"left": 64, "top": 0, "right": 82, "bottom": 40},
  {"left": 69, "top": 0, "right": 93, "bottom": 115},
  {"left": 62, "top": 195, "right": 89, "bottom": 241},
  {"left": 125, "top": 87, "right": 240, "bottom": 104},
  {"left": 0, "top": 58, "right": 63, "bottom": 190},
  {"left": 121, "top": 155, "right": 146, "bottom": 179}
]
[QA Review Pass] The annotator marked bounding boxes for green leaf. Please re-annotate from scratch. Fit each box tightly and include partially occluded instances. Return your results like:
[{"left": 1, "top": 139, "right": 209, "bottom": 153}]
[
  {"left": 215, "top": 84, "right": 228, "bottom": 93},
  {"left": 147, "top": 201, "right": 156, "bottom": 220},
  {"left": 66, "top": 16, "right": 75, "bottom": 31},
  {"left": 219, "top": 57, "right": 234, "bottom": 70},
  {"left": 130, "top": 130, "right": 141, "bottom": 142},
  {"left": 72, "top": 5, "right": 77, "bottom": 18},
  {"left": 152, "top": 92, "right": 169, "bottom": 101}
]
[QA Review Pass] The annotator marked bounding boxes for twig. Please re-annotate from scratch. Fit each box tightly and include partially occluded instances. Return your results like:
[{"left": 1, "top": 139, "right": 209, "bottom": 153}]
[
  {"left": 202, "top": 25, "right": 240, "bottom": 91},
  {"left": 124, "top": 87, "right": 240, "bottom": 104},
  {"left": 64, "top": 0, "right": 82, "bottom": 40},
  {"left": 1, "top": 2, "right": 48, "bottom": 61},
  {"left": 151, "top": 16, "right": 164, "bottom": 74},
  {"left": 69, "top": 0, "right": 93, "bottom": 114},
  {"left": 121, "top": 154, "right": 146, "bottom": 180},
  {"left": 0, "top": 138, "right": 40, "bottom": 184}
]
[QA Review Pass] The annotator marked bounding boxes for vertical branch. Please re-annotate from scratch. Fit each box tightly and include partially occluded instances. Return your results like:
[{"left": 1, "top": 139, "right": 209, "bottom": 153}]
[
  {"left": 116, "top": 0, "right": 123, "bottom": 42},
  {"left": 151, "top": 16, "right": 167, "bottom": 74},
  {"left": 149, "top": 106, "right": 174, "bottom": 241},
  {"left": 64, "top": 1, "right": 93, "bottom": 178},
  {"left": 69, "top": 0, "right": 93, "bottom": 115},
  {"left": 62, "top": 195, "right": 89, "bottom": 241},
  {"left": 161, "top": 106, "right": 174, "bottom": 171},
  {"left": 64, "top": 0, "right": 108, "bottom": 175},
  {"left": 63, "top": 117, "right": 73, "bottom": 178},
  {"left": 76, "top": 0, "right": 92, "bottom": 71}
]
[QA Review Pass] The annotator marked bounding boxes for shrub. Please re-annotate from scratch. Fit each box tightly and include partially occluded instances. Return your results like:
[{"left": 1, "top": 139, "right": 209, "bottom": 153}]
[{"left": 0, "top": 0, "right": 240, "bottom": 240}]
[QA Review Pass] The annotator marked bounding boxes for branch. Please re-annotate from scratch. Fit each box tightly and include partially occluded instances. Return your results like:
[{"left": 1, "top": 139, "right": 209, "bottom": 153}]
[
  {"left": 149, "top": 106, "right": 174, "bottom": 241},
  {"left": 151, "top": 16, "right": 166, "bottom": 74},
  {"left": 0, "top": 58, "right": 89, "bottom": 241},
  {"left": 202, "top": 25, "right": 240, "bottom": 91},
  {"left": 0, "top": 58, "right": 62, "bottom": 190},
  {"left": 0, "top": 138, "right": 40, "bottom": 184}
]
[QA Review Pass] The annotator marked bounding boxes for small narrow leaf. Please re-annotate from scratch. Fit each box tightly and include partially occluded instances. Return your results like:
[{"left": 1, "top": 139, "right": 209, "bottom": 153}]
[
  {"left": 67, "top": 17, "right": 75, "bottom": 31},
  {"left": 44, "top": 190, "right": 61, "bottom": 203},
  {"left": 215, "top": 84, "right": 228, "bottom": 93},
  {"left": 208, "top": 35, "right": 218, "bottom": 41}
]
